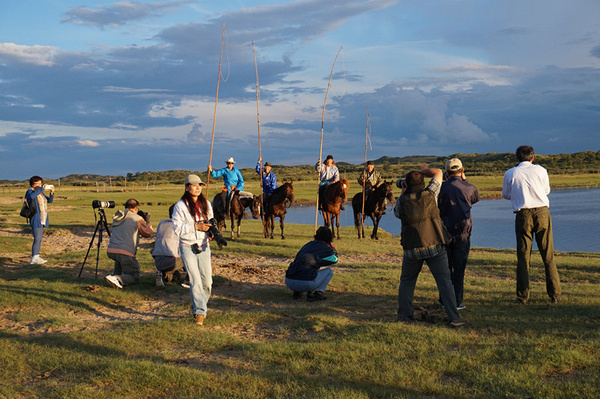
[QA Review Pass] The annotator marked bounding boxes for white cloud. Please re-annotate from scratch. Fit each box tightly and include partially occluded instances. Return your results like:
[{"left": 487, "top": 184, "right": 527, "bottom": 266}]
[
  {"left": 78, "top": 140, "right": 100, "bottom": 147},
  {"left": 0, "top": 43, "right": 61, "bottom": 66}
]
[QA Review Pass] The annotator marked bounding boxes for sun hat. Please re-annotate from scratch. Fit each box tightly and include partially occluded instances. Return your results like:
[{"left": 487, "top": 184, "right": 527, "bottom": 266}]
[
  {"left": 185, "top": 174, "right": 206, "bottom": 186},
  {"left": 226, "top": 157, "right": 235, "bottom": 164}
]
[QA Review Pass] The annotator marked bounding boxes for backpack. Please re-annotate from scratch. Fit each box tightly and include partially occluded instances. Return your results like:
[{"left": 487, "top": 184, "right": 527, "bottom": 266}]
[{"left": 20, "top": 197, "right": 36, "bottom": 219}]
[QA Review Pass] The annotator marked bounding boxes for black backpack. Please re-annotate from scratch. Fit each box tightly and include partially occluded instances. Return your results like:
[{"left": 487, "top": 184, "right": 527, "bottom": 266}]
[{"left": 20, "top": 197, "right": 36, "bottom": 219}]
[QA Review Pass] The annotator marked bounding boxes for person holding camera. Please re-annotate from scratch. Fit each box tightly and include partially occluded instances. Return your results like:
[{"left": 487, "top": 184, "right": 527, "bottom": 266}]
[
  {"left": 104, "top": 198, "right": 153, "bottom": 289},
  {"left": 284, "top": 226, "right": 338, "bottom": 302},
  {"left": 172, "top": 174, "right": 215, "bottom": 326},
  {"left": 25, "top": 175, "right": 54, "bottom": 264}
]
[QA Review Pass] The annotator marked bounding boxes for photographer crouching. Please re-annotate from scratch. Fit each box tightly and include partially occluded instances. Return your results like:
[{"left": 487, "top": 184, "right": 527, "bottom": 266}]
[{"left": 105, "top": 198, "right": 153, "bottom": 289}]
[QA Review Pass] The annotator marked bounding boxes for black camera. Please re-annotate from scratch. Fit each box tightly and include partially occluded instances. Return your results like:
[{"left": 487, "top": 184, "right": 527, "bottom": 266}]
[
  {"left": 191, "top": 243, "right": 202, "bottom": 254},
  {"left": 137, "top": 209, "right": 148, "bottom": 221},
  {"left": 92, "top": 200, "right": 116, "bottom": 209},
  {"left": 207, "top": 218, "right": 228, "bottom": 249}
]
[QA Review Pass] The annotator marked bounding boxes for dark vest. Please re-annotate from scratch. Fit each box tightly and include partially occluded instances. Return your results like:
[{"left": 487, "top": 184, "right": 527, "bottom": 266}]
[{"left": 399, "top": 190, "right": 450, "bottom": 250}]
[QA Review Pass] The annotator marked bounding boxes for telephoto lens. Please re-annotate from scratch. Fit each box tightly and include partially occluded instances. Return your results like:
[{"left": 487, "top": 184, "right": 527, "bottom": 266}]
[{"left": 92, "top": 200, "right": 116, "bottom": 209}]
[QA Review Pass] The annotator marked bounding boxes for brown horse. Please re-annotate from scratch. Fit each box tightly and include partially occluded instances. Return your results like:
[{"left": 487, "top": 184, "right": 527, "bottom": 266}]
[
  {"left": 212, "top": 190, "right": 261, "bottom": 240},
  {"left": 262, "top": 181, "right": 295, "bottom": 239},
  {"left": 320, "top": 179, "right": 349, "bottom": 239},
  {"left": 352, "top": 181, "right": 395, "bottom": 240}
]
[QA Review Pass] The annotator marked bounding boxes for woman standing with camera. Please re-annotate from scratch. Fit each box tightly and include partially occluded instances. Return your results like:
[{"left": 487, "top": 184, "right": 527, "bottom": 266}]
[
  {"left": 25, "top": 175, "right": 54, "bottom": 264},
  {"left": 172, "top": 174, "right": 214, "bottom": 326}
]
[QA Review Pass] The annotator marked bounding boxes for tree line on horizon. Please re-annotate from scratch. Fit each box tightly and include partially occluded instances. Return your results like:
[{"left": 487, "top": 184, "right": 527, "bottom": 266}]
[{"left": 4, "top": 150, "right": 599, "bottom": 186}]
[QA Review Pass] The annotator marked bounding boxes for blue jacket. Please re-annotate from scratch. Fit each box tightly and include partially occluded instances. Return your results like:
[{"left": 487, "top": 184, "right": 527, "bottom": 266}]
[
  {"left": 25, "top": 187, "right": 54, "bottom": 228},
  {"left": 210, "top": 167, "right": 244, "bottom": 192},
  {"left": 255, "top": 161, "right": 278, "bottom": 195},
  {"left": 285, "top": 240, "right": 338, "bottom": 281}
]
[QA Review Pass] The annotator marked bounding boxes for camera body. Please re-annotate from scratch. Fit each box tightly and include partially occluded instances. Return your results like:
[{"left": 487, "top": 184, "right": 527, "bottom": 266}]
[
  {"left": 92, "top": 200, "right": 116, "bottom": 209},
  {"left": 206, "top": 218, "right": 228, "bottom": 249},
  {"left": 137, "top": 209, "right": 148, "bottom": 221}
]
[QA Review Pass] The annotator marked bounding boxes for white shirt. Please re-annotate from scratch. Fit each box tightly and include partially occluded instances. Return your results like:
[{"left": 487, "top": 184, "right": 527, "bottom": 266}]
[
  {"left": 172, "top": 199, "right": 214, "bottom": 246},
  {"left": 502, "top": 161, "right": 550, "bottom": 212}
]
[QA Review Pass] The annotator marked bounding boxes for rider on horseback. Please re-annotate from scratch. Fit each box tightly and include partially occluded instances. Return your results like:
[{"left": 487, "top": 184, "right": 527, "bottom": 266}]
[
  {"left": 357, "top": 160, "right": 383, "bottom": 201},
  {"left": 256, "top": 157, "right": 278, "bottom": 208},
  {"left": 315, "top": 154, "right": 343, "bottom": 210},
  {"left": 208, "top": 157, "right": 245, "bottom": 215}
]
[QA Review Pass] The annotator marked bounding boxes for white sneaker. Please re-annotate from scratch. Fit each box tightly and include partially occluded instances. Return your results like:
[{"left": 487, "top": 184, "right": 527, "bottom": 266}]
[
  {"left": 155, "top": 270, "right": 165, "bottom": 287},
  {"left": 30, "top": 255, "right": 47, "bottom": 264},
  {"left": 104, "top": 275, "right": 123, "bottom": 289}
]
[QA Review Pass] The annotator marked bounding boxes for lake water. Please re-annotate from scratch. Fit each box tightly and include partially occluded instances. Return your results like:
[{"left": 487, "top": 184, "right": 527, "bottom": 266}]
[{"left": 282, "top": 188, "right": 600, "bottom": 253}]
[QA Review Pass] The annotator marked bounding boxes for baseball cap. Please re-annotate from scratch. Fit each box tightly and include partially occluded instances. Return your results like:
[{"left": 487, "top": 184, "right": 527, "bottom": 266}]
[
  {"left": 185, "top": 174, "right": 206, "bottom": 186},
  {"left": 445, "top": 158, "right": 463, "bottom": 172}
]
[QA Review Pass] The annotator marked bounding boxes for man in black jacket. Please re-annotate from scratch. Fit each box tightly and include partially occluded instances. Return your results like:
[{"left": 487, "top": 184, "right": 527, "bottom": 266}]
[{"left": 285, "top": 227, "right": 338, "bottom": 302}]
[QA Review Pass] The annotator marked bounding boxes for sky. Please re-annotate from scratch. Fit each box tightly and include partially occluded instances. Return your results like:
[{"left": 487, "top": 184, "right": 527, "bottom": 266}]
[{"left": 1, "top": 0, "right": 599, "bottom": 180}]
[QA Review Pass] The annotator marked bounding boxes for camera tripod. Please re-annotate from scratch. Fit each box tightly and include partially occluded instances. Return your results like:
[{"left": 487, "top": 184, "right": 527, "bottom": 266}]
[{"left": 78, "top": 208, "right": 111, "bottom": 279}]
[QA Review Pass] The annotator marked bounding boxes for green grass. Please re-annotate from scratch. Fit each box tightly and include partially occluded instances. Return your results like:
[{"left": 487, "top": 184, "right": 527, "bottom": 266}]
[{"left": 1, "top": 187, "right": 600, "bottom": 398}]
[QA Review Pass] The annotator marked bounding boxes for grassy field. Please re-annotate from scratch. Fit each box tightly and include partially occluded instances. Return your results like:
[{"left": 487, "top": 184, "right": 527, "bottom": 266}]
[{"left": 1, "top": 186, "right": 599, "bottom": 398}]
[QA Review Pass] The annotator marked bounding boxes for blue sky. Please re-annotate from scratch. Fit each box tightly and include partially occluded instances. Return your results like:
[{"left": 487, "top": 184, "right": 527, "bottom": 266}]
[{"left": 1, "top": 0, "right": 599, "bottom": 180}]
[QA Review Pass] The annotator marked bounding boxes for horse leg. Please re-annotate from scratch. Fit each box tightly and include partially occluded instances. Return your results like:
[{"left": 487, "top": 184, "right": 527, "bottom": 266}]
[
  {"left": 269, "top": 215, "right": 275, "bottom": 239},
  {"left": 371, "top": 216, "right": 379, "bottom": 240},
  {"left": 236, "top": 215, "right": 242, "bottom": 237},
  {"left": 361, "top": 215, "right": 367, "bottom": 239},
  {"left": 279, "top": 215, "right": 285, "bottom": 239},
  {"left": 229, "top": 214, "right": 235, "bottom": 240},
  {"left": 335, "top": 213, "right": 341, "bottom": 239}
]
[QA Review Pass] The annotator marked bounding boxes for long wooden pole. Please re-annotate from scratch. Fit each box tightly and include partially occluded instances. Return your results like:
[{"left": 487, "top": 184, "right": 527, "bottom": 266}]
[
  {"left": 207, "top": 22, "right": 226, "bottom": 197},
  {"left": 253, "top": 41, "right": 263, "bottom": 193},
  {"left": 314, "top": 46, "right": 343, "bottom": 234},
  {"left": 360, "top": 106, "right": 369, "bottom": 240}
]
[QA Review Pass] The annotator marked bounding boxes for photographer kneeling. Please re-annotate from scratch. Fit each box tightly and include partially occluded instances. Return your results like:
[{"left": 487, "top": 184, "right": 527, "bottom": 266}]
[{"left": 105, "top": 199, "right": 153, "bottom": 289}]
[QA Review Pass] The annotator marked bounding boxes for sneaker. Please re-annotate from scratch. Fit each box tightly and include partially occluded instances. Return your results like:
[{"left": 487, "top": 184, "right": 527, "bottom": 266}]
[
  {"left": 155, "top": 271, "right": 165, "bottom": 287},
  {"left": 181, "top": 280, "right": 190, "bottom": 289},
  {"left": 449, "top": 317, "right": 468, "bottom": 328},
  {"left": 194, "top": 314, "right": 206, "bottom": 325},
  {"left": 551, "top": 297, "right": 561, "bottom": 304},
  {"left": 457, "top": 304, "right": 466, "bottom": 311},
  {"left": 104, "top": 275, "right": 123, "bottom": 289},
  {"left": 307, "top": 290, "right": 327, "bottom": 302},
  {"left": 30, "top": 255, "right": 47, "bottom": 264},
  {"left": 293, "top": 291, "right": 304, "bottom": 300},
  {"left": 512, "top": 298, "right": 526, "bottom": 305}
]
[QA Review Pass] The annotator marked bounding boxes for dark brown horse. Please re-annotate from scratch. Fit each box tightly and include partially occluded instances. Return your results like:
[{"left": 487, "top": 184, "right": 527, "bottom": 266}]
[
  {"left": 352, "top": 181, "right": 395, "bottom": 240},
  {"left": 212, "top": 190, "right": 261, "bottom": 240},
  {"left": 262, "top": 181, "right": 295, "bottom": 239},
  {"left": 320, "top": 179, "right": 349, "bottom": 239}
]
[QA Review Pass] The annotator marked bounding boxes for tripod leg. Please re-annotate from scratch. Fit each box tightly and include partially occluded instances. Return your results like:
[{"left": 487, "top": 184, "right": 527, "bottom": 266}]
[
  {"left": 78, "top": 221, "right": 100, "bottom": 278},
  {"left": 95, "top": 225, "right": 104, "bottom": 280}
]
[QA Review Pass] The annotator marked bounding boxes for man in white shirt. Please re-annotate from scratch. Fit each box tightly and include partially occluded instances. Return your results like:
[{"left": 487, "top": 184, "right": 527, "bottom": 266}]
[{"left": 502, "top": 145, "right": 561, "bottom": 304}]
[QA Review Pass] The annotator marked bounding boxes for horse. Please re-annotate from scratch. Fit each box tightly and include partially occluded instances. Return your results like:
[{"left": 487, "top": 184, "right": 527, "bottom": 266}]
[
  {"left": 262, "top": 181, "right": 295, "bottom": 239},
  {"left": 352, "top": 181, "right": 395, "bottom": 240},
  {"left": 320, "top": 179, "right": 349, "bottom": 239},
  {"left": 212, "top": 190, "right": 261, "bottom": 240}
]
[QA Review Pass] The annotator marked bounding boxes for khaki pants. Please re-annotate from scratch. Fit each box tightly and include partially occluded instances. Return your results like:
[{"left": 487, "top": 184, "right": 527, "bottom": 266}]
[{"left": 515, "top": 206, "right": 561, "bottom": 302}]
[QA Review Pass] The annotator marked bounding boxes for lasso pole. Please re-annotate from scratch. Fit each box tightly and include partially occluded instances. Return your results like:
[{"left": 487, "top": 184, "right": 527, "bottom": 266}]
[
  {"left": 207, "top": 22, "right": 226, "bottom": 197},
  {"left": 253, "top": 40, "right": 265, "bottom": 225},
  {"left": 314, "top": 46, "right": 343, "bottom": 234},
  {"left": 360, "top": 106, "right": 369, "bottom": 240}
]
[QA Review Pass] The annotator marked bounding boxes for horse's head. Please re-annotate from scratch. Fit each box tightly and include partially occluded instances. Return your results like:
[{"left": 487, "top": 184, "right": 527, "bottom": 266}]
[
  {"left": 250, "top": 195, "right": 261, "bottom": 219},
  {"left": 339, "top": 178, "right": 349, "bottom": 202},
  {"left": 382, "top": 180, "right": 395, "bottom": 203},
  {"left": 283, "top": 181, "right": 295, "bottom": 204}
]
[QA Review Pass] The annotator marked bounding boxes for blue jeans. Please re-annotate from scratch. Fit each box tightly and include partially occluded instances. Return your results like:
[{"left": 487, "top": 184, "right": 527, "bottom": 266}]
[
  {"left": 31, "top": 227, "right": 44, "bottom": 256},
  {"left": 285, "top": 268, "right": 334, "bottom": 293},
  {"left": 180, "top": 243, "right": 212, "bottom": 316},
  {"left": 397, "top": 249, "right": 460, "bottom": 322}
]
